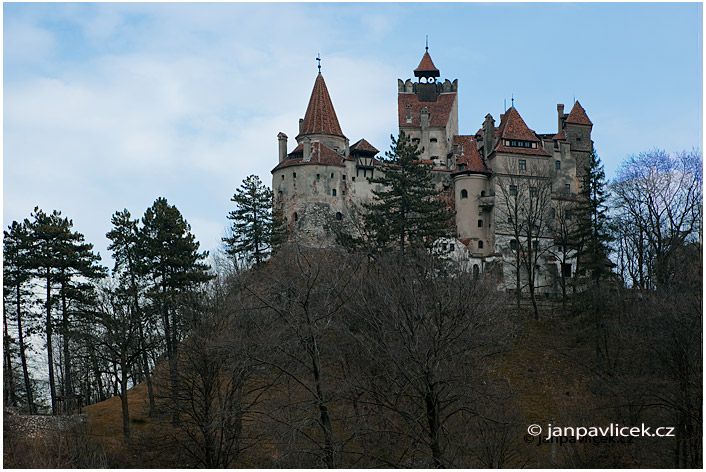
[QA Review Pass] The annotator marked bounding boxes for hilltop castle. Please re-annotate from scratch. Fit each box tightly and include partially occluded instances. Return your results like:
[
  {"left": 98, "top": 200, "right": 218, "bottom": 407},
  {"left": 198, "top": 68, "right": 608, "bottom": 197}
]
[{"left": 272, "top": 49, "right": 593, "bottom": 294}]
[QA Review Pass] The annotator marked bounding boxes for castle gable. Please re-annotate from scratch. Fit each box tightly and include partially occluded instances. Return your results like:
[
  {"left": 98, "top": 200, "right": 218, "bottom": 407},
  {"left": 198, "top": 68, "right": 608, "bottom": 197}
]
[
  {"left": 398, "top": 92, "right": 457, "bottom": 128},
  {"left": 492, "top": 107, "right": 551, "bottom": 157},
  {"left": 565, "top": 100, "right": 592, "bottom": 126}
]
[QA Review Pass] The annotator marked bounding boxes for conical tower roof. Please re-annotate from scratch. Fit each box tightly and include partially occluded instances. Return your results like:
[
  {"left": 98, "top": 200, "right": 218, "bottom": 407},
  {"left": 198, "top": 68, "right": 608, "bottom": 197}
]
[
  {"left": 414, "top": 50, "right": 440, "bottom": 78},
  {"left": 297, "top": 73, "right": 346, "bottom": 139}
]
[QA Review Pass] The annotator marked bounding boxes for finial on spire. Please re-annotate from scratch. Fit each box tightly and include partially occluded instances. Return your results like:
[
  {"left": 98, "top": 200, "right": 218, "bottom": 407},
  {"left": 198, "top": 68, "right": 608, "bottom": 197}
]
[
  {"left": 316, "top": 53, "right": 321, "bottom": 73},
  {"left": 511, "top": 93, "right": 515, "bottom": 108},
  {"left": 425, "top": 35, "right": 429, "bottom": 51}
]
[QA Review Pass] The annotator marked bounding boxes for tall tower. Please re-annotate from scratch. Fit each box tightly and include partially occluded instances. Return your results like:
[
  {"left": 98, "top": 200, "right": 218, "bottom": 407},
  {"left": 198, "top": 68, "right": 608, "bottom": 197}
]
[{"left": 397, "top": 48, "right": 458, "bottom": 168}]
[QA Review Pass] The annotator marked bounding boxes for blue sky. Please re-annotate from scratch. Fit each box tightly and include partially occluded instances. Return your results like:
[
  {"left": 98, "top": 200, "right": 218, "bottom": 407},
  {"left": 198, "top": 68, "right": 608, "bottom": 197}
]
[{"left": 4, "top": 2, "right": 703, "bottom": 263}]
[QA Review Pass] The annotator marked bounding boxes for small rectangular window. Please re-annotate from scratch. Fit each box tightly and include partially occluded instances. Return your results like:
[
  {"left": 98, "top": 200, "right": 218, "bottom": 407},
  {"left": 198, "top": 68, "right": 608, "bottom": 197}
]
[
  {"left": 342, "top": 175, "right": 346, "bottom": 180},
  {"left": 532, "top": 240, "right": 539, "bottom": 250},
  {"left": 478, "top": 219, "right": 483, "bottom": 228},
  {"left": 530, "top": 186, "right": 537, "bottom": 197},
  {"left": 332, "top": 189, "right": 337, "bottom": 196},
  {"left": 510, "top": 239, "right": 517, "bottom": 250},
  {"left": 555, "top": 160, "right": 561, "bottom": 170},
  {"left": 519, "top": 159, "right": 526, "bottom": 170},
  {"left": 509, "top": 184, "right": 517, "bottom": 196},
  {"left": 316, "top": 174, "right": 320, "bottom": 179},
  {"left": 293, "top": 172, "right": 297, "bottom": 179},
  {"left": 564, "top": 183, "right": 571, "bottom": 193}
]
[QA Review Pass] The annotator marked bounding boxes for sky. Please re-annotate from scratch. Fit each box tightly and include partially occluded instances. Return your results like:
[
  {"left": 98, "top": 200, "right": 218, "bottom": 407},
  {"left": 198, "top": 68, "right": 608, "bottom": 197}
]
[{"left": 4, "top": 2, "right": 703, "bottom": 266}]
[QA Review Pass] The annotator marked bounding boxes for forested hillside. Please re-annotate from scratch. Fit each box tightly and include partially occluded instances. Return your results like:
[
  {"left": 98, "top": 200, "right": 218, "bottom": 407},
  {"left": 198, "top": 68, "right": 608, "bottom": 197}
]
[{"left": 3, "top": 149, "right": 702, "bottom": 468}]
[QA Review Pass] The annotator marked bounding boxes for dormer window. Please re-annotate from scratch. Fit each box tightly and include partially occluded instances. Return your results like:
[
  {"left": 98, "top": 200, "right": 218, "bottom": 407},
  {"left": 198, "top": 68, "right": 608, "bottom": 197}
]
[{"left": 507, "top": 140, "right": 534, "bottom": 148}]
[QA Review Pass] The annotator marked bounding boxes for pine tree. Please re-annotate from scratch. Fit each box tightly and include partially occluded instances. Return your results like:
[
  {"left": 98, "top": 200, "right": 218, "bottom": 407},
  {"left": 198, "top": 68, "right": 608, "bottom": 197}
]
[
  {"left": 363, "top": 132, "right": 454, "bottom": 252},
  {"left": 141, "top": 197, "right": 213, "bottom": 425},
  {"left": 106, "top": 209, "right": 156, "bottom": 414},
  {"left": 28, "top": 208, "right": 106, "bottom": 413},
  {"left": 3, "top": 221, "right": 36, "bottom": 413},
  {"left": 223, "top": 175, "right": 274, "bottom": 266},
  {"left": 574, "top": 150, "right": 611, "bottom": 284}
]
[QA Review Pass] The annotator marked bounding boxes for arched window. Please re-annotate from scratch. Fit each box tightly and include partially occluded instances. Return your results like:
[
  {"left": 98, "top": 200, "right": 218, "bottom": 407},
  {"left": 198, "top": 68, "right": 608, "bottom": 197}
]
[
  {"left": 478, "top": 240, "right": 484, "bottom": 249},
  {"left": 293, "top": 212, "right": 298, "bottom": 222},
  {"left": 335, "top": 212, "right": 343, "bottom": 221},
  {"left": 460, "top": 189, "right": 468, "bottom": 199},
  {"left": 332, "top": 189, "right": 337, "bottom": 196},
  {"left": 481, "top": 190, "right": 486, "bottom": 197}
]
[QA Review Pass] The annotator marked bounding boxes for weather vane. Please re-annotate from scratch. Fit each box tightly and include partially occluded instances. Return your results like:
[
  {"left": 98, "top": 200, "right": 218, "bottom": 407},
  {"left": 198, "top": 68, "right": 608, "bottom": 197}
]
[
  {"left": 425, "top": 35, "right": 429, "bottom": 51},
  {"left": 316, "top": 53, "right": 321, "bottom": 73},
  {"left": 511, "top": 93, "right": 514, "bottom": 108}
]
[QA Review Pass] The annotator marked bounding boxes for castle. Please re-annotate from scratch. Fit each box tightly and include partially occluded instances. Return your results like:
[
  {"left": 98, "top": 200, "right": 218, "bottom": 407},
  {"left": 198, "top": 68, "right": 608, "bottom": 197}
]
[{"left": 272, "top": 49, "right": 593, "bottom": 294}]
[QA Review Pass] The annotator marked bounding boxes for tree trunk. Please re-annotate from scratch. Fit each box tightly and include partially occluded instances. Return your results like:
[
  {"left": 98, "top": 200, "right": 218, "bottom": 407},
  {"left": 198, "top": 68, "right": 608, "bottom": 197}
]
[
  {"left": 61, "top": 285, "right": 73, "bottom": 410},
  {"left": 425, "top": 383, "right": 444, "bottom": 468},
  {"left": 169, "top": 299, "right": 181, "bottom": 426},
  {"left": 15, "top": 285, "right": 35, "bottom": 413},
  {"left": 89, "top": 344, "right": 106, "bottom": 402},
  {"left": 3, "top": 304, "right": 17, "bottom": 407},
  {"left": 528, "top": 273, "right": 539, "bottom": 320},
  {"left": 46, "top": 272, "right": 57, "bottom": 415},
  {"left": 120, "top": 351, "right": 131, "bottom": 438}
]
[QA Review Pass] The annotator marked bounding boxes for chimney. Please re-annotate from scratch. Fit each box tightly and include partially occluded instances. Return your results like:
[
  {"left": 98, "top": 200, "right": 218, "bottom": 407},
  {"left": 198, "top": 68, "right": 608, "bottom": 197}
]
[
  {"left": 557, "top": 104, "right": 565, "bottom": 133},
  {"left": 483, "top": 114, "right": 495, "bottom": 157},
  {"left": 299, "top": 118, "right": 305, "bottom": 134},
  {"left": 420, "top": 107, "right": 430, "bottom": 128},
  {"left": 303, "top": 137, "right": 311, "bottom": 160},
  {"left": 277, "top": 132, "right": 288, "bottom": 163}
]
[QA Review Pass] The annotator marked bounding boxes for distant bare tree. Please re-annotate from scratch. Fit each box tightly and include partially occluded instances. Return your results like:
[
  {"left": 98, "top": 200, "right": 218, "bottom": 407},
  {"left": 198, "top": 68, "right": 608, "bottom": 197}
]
[
  {"left": 610, "top": 149, "right": 702, "bottom": 289},
  {"left": 343, "top": 251, "right": 511, "bottom": 467},
  {"left": 240, "top": 244, "right": 364, "bottom": 467},
  {"left": 494, "top": 160, "right": 555, "bottom": 318},
  {"left": 171, "top": 290, "right": 268, "bottom": 468},
  {"left": 547, "top": 195, "right": 579, "bottom": 311}
]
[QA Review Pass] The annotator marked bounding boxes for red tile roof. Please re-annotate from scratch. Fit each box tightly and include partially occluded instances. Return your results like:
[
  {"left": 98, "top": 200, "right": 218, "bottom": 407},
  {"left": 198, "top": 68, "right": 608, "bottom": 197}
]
[
  {"left": 414, "top": 51, "right": 440, "bottom": 76},
  {"left": 272, "top": 141, "right": 346, "bottom": 171},
  {"left": 297, "top": 73, "right": 346, "bottom": 139},
  {"left": 350, "top": 138, "right": 379, "bottom": 154},
  {"left": 497, "top": 107, "right": 540, "bottom": 142},
  {"left": 452, "top": 135, "right": 489, "bottom": 174},
  {"left": 398, "top": 92, "right": 456, "bottom": 128},
  {"left": 552, "top": 130, "right": 566, "bottom": 140},
  {"left": 492, "top": 107, "right": 551, "bottom": 157},
  {"left": 565, "top": 101, "right": 592, "bottom": 126}
]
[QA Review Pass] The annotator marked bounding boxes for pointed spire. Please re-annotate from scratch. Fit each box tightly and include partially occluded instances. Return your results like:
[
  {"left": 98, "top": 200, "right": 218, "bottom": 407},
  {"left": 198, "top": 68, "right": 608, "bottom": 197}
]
[
  {"left": 566, "top": 100, "right": 593, "bottom": 126},
  {"left": 297, "top": 73, "right": 346, "bottom": 139}
]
